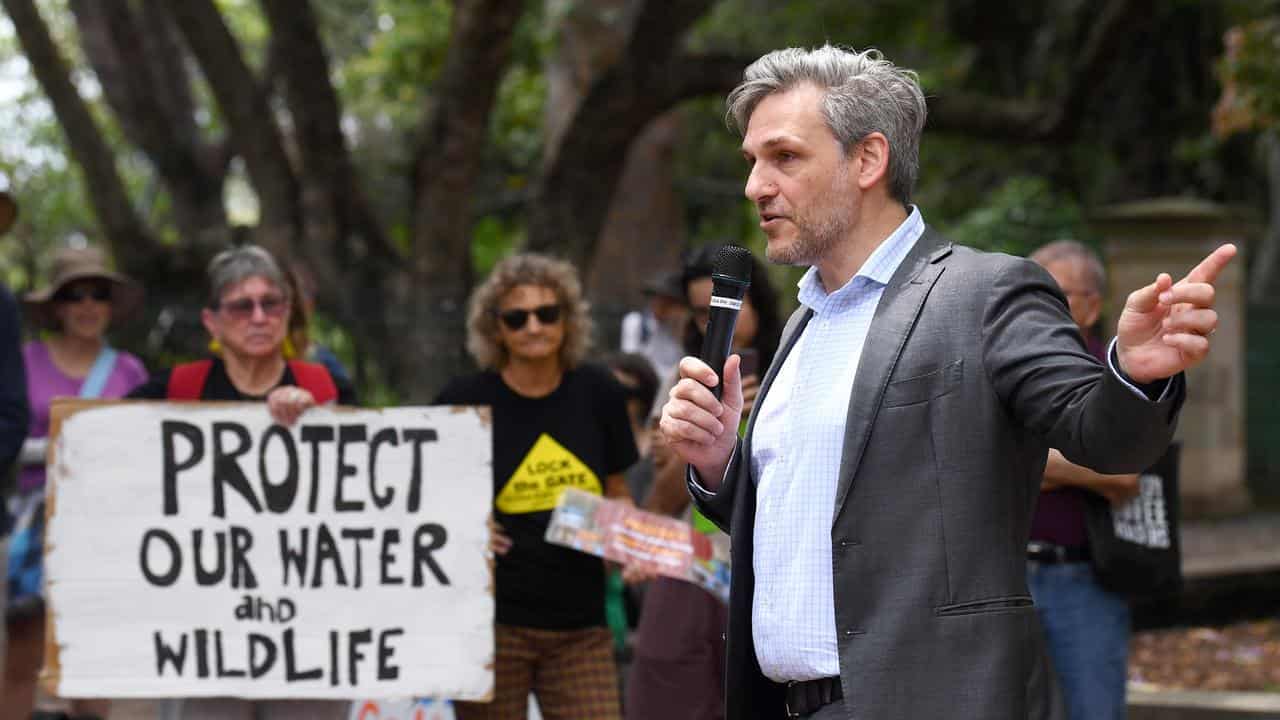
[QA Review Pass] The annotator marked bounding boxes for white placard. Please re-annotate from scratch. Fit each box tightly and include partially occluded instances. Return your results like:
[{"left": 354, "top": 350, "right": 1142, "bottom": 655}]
[{"left": 45, "top": 402, "right": 493, "bottom": 700}]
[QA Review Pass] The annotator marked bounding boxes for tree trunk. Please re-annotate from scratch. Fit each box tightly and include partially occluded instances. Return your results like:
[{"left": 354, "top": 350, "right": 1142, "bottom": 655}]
[
  {"left": 69, "top": 0, "right": 229, "bottom": 254},
  {"left": 584, "top": 113, "right": 688, "bottom": 348},
  {"left": 541, "top": 0, "right": 686, "bottom": 343},
  {"left": 259, "top": 0, "right": 399, "bottom": 357},
  {"left": 402, "top": 0, "right": 525, "bottom": 401},
  {"left": 165, "top": 0, "right": 302, "bottom": 255},
  {"left": 1, "top": 0, "right": 163, "bottom": 276},
  {"left": 526, "top": 0, "right": 719, "bottom": 269}
]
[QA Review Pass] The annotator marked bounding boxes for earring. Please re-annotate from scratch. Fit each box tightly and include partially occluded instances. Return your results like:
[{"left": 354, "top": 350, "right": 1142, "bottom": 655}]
[
  {"left": 208, "top": 338, "right": 222, "bottom": 354},
  {"left": 282, "top": 336, "right": 297, "bottom": 359}
]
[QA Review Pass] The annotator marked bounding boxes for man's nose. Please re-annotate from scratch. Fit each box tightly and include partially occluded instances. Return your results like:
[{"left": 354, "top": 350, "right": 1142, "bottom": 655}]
[{"left": 744, "top": 164, "right": 775, "bottom": 204}]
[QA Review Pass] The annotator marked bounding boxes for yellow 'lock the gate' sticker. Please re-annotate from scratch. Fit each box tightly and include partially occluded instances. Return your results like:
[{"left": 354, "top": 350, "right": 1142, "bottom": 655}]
[{"left": 496, "top": 433, "right": 601, "bottom": 514}]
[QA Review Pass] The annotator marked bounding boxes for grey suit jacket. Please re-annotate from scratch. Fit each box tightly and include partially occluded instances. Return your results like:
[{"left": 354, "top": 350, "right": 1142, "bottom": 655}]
[{"left": 690, "top": 228, "right": 1183, "bottom": 720}]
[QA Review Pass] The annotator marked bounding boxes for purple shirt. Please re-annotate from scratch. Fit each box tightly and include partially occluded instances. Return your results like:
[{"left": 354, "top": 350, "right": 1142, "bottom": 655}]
[
  {"left": 1029, "top": 334, "right": 1106, "bottom": 548},
  {"left": 19, "top": 340, "right": 147, "bottom": 491}
]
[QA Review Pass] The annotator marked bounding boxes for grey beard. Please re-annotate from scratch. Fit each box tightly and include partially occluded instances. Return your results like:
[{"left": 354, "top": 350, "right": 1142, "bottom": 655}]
[{"left": 766, "top": 214, "right": 846, "bottom": 267}]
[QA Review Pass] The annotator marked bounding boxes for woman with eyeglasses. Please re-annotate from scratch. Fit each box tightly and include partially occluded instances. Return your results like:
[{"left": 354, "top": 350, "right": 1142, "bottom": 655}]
[
  {"left": 436, "top": 253, "right": 637, "bottom": 720},
  {"left": 127, "top": 244, "right": 354, "bottom": 720},
  {"left": 5, "top": 245, "right": 149, "bottom": 719}
]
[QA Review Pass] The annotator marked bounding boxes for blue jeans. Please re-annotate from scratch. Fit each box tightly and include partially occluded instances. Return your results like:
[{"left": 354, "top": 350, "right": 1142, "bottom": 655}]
[{"left": 1028, "top": 561, "right": 1129, "bottom": 720}]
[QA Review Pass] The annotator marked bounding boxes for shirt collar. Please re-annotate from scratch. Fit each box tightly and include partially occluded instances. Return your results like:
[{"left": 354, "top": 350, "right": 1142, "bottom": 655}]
[{"left": 797, "top": 206, "right": 925, "bottom": 310}]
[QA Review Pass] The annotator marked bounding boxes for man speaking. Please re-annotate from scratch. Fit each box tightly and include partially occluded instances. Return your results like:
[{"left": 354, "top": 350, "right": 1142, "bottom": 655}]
[{"left": 659, "top": 45, "right": 1233, "bottom": 720}]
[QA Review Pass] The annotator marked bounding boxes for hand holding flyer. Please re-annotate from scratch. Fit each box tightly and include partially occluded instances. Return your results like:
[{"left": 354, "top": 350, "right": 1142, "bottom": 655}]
[{"left": 544, "top": 488, "right": 730, "bottom": 602}]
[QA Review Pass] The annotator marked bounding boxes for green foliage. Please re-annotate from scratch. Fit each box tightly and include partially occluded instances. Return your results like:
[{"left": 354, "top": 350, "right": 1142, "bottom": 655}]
[
  {"left": 942, "top": 176, "right": 1090, "bottom": 258},
  {"left": 339, "top": 0, "right": 451, "bottom": 124},
  {"left": 1216, "top": 17, "right": 1280, "bottom": 135},
  {"left": 471, "top": 214, "right": 521, "bottom": 277}
]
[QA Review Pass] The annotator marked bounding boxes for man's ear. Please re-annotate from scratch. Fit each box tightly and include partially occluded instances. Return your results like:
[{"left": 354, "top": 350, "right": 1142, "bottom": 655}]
[{"left": 853, "top": 132, "right": 891, "bottom": 191}]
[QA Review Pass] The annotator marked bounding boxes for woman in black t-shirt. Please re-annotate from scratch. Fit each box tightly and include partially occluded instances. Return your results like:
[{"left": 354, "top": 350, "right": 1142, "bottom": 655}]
[{"left": 437, "top": 253, "right": 637, "bottom": 720}]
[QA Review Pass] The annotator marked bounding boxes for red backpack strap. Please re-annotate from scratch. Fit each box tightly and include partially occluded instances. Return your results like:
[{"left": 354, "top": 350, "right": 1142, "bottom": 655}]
[
  {"left": 287, "top": 360, "right": 339, "bottom": 404},
  {"left": 167, "top": 360, "right": 214, "bottom": 400}
]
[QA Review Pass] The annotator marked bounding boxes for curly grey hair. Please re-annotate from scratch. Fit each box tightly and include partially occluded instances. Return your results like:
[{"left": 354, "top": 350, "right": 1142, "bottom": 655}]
[
  {"left": 727, "top": 45, "right": 928, "bottom": 205},
  {"left": 466, "top": 253, "right": 593, "bottom": 370}
]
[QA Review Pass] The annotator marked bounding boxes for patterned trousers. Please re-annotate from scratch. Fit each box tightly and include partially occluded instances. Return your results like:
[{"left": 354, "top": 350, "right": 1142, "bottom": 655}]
[{"left": 454, "top": 624, "right": 621, "bottom": 720}]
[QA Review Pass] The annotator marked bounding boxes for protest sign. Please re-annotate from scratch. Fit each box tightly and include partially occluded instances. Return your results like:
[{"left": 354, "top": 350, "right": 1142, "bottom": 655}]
[
  {"left": 43, "top": 400, "right": 494, "bottom": 700},
  {"left": 545, "top": 488, "right": 729, "bottom": 601}
]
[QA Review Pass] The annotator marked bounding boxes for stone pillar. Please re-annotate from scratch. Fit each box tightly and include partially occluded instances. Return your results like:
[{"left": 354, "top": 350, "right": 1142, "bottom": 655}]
[{"left": 1091, "top": 198, "right": 1258, "bottom": 517}]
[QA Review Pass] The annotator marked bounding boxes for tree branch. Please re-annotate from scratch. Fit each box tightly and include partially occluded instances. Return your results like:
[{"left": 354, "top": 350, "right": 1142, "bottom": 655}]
[
  {"left": 70, "top": 0, "right": 227, "bottom": 250},
  {"left": 526, "top": 0, "right": 718, "bottom": 266},
  {"left": 928, "top": 0, "right": 1149, "bottom": 142},
  {"left": 411, "top": 0, "right": 523, "bottom": 281},
  {"left": 654, "top": 52, "right": 751, "bottom": 110},
  {"left": 259, "top": 0, "right": 394, "bottom": 268},
  {"left": 1, "top": 0, "right": 161, "bottom": 271},
  {"left": 390, "top": 0, "right": 524, "bottom": 398},
  {"left": 165, "top": 0, "right": 302, "bottom": 253}
]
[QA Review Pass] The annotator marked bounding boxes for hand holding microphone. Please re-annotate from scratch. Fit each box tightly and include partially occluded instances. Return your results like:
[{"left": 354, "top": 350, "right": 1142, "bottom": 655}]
[{"left": 659, "top": 245, "right": 753, "bottom": 489}]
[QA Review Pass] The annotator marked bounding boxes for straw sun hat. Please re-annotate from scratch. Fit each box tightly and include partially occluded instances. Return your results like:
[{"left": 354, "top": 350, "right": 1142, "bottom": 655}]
[{"left": 23, "top": 245, "right": 144, "bottom": 328}]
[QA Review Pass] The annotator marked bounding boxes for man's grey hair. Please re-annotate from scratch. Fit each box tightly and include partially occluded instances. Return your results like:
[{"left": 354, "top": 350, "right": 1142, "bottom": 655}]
[
  {"left": 206, "top": 244, "right": 289, "bottom": 307},
  {"left": 727, "top": 45, "right": 928, "bottom": 205},
  {"left": 1029, "top": 240, "right": 1107, "bottom": 295}
]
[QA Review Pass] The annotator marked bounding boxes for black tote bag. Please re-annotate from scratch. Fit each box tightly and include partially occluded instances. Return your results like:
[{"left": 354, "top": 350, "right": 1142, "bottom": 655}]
[{"left": 1083, "top": 443, "right": 1183, "bottom": 597}]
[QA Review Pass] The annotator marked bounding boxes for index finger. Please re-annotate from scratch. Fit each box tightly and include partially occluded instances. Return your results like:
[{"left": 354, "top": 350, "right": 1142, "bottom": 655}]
[
  {"left": 677, "top": 355, "right": 718, "bottom": 387},
  {"left": 1181, "top": 243, "right": 1237, "bottom": 285}
]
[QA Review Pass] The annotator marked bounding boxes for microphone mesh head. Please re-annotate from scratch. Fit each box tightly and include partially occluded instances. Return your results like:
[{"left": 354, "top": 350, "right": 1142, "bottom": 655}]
[{"left": 712, "top": 245, "right": 753, "bottom": 284}]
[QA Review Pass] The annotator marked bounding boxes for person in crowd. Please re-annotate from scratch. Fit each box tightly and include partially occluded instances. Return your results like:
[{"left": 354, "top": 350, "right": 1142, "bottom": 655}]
[
  {"left": 660, "top": 45, "right": 1229, "bottom": 719},
  {"left": 0, "top": 189, "right": 30, "bottom": 687},
  {"left": 285, "top": 261, "right": 352, "bottom": 386},
  {"left": 0, "top": 283, "right": 26, "bottom": 521},
  {"left": 603, "top": 352, "right": 661, "bottom": 503},
  {"left": 0, "top": 192, "right": 25, "bottom": 476},
  {"left": 128, "top": 244, "right": 354, "bottom": 720},
  {"left": 619, "top": 272, "right": 687, "bottom": 385},
  {"left": 1028, "top": 240, "right": 1141, "bottom": 720},
  {"left": 437, "top": 253, "right": 637, "bottom": 720},
  {"left": 4, "top": 245, "right": 148, "bottom": 720},
  {"left": 625, "top": 245, "right": 781, "bottom": 720},
  {"left": 600, "top": 352, "right": 661, "bottom": 697}
]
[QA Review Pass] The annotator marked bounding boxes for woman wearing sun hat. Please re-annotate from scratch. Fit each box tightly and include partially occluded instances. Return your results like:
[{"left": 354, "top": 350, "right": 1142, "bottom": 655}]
[{"left": 3, "top": 244, "right": 148, "bottom": 719}]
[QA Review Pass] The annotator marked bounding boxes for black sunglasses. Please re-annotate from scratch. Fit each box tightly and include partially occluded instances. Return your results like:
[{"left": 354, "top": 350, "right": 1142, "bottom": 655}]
[
  {"left": 498, "top": 304, "right": 562, "bottom": 330},
  {"left": 55, "top": 283, "right": 112, "bottom": 304}
]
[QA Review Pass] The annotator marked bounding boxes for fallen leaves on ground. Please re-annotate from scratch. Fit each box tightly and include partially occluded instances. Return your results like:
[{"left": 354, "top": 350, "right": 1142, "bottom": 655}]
[{"left": 1130, "top": 619, "right": 1280, "bottom": 691}]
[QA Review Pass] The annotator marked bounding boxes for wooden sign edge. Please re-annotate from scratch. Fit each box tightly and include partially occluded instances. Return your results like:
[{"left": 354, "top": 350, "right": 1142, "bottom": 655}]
[
  {"left": 40, "top": 398, "right": 122, "bottom": 697},
  {"left": 40, "top": 399, "right": 497, "bottom": 699}
]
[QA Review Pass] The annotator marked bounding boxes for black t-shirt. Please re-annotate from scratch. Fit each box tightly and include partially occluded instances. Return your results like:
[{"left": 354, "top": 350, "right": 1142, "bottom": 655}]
[
  {"left": 435, "top": 363, "right": 638, "bottom": 629},
  {"left": 127, "top": 357, "right": 358, "bottom": 405}
]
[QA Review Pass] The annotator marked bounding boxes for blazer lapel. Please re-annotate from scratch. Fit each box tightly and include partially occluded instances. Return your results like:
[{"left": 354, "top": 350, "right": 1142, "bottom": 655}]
[{"left": 832, "top": 228, "right": 952, "bottom": 522}]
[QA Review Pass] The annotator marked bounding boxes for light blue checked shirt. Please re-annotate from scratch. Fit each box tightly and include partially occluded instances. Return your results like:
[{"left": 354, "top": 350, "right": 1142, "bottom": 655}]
[{"left": 749, "top": 207, "right": 925, "bottom": 681}]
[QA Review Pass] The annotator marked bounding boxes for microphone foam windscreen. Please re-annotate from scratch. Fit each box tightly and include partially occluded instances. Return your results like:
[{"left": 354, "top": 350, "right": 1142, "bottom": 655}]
[{"left": 712, "top": 245, "right": 753, "bottom": 284}]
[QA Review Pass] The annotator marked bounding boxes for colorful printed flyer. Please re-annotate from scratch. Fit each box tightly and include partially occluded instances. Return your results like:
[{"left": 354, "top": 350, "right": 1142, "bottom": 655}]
[{"left": 544, "top": 488, "right": 729, "bottom": 602}]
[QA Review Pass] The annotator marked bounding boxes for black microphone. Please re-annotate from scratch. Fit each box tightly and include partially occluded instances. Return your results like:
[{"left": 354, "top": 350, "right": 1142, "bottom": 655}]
[{"left": 699, "top": 245, "right": 753, "bottom": 400}]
